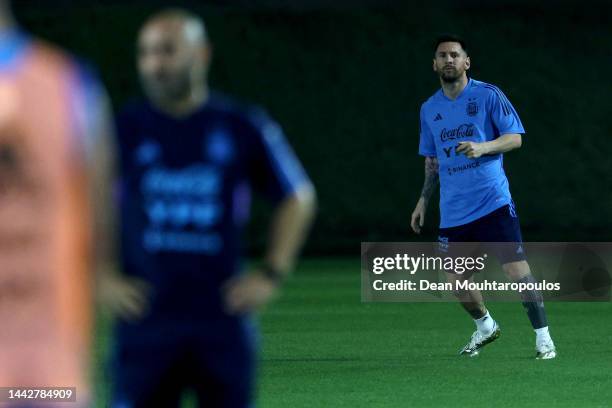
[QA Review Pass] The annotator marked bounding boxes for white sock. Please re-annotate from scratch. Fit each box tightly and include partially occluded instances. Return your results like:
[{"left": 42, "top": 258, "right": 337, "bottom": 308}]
[
  {"left": 535, "top": 326, "right": 552, "bottom": 344},
  {"left": 474, "top": 311, "right": 495, "bottom": 335}
]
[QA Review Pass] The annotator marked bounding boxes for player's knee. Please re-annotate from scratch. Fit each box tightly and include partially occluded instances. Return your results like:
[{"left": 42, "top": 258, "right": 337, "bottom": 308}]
[
  {"left": 451, "top": 287, "right": 470, "bottom": 300},
  {"left": 502, "top": 260, "right": 530, "bottom": 280}
]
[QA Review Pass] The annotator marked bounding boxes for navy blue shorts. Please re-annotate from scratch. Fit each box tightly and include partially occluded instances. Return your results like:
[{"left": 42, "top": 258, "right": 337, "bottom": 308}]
[
  {"left": 111, "top": 317, "right": 258, "bottom": 408},
  {"left": 437, "top": 203, "right": 525, "bottom": 266}
]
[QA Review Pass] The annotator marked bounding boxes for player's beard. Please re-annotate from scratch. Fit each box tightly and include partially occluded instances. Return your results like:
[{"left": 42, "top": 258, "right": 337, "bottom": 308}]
[
  {"left": 439, "top": 66, "right": 463, "bottom": 83},
  {"left": 142, "top": 70, "right": 192, "bottom": 104}
]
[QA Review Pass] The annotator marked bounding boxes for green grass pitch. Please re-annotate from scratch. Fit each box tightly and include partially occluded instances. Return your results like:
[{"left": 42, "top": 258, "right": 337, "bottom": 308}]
[{"left": 95, "top": 258, "right": 612, "bottom": 407}]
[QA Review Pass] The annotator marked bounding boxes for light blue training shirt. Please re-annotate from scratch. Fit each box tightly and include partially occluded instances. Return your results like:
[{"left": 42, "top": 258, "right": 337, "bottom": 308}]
[{"left": 418, "top": 78, "right": 525, "bottom": 228}]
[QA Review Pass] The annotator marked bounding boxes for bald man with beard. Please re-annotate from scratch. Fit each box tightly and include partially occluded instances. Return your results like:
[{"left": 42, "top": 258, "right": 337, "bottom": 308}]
[{"left": 109, "top": 9, "right": 316, "bottom": 408}]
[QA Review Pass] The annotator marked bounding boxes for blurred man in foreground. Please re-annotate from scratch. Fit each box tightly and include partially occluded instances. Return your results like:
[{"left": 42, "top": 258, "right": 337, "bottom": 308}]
[
  {"left": 110, "top": 8, "right": 316, "bottom": 407},
  {"left": 0, "top": 1, "right": 114, "bottom": 406}
]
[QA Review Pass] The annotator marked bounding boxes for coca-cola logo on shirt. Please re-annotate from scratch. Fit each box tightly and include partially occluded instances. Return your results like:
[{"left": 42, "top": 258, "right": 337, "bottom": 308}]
[{"left": 440, "top": 124, "right": 475, "bottom": 142}]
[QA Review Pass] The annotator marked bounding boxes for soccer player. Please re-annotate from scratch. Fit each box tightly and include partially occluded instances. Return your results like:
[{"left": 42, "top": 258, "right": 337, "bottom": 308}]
[
  {"left": 110, "top": 8, "right": 316, "bottom": 407},
  {"left": 0, "top": 0, "right": 114, "bottom": 406},
  {"left": 410, "top": 34, "right": 556, "bottom": 359}
]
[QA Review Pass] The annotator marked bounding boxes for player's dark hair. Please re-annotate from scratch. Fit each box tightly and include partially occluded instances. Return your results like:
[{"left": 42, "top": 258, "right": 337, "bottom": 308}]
[{"left": 434, "top": 34, "right": 468, "bottom": 56}]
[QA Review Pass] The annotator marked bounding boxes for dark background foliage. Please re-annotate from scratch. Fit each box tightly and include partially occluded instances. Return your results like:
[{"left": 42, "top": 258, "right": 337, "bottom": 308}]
[{"left": 13, "top": 0, "right": 612, "bottom": 252}]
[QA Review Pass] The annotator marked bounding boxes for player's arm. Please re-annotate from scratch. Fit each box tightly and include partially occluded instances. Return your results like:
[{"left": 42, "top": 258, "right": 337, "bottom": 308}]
[
  {"left": 412, "top": 103, "right": 438, "bottom": 234},
  {"left": 263, "top": 184, "right": 317, "bottom": 276},
  {"left": 224, "top": 185, "right": 316, "bottom": 315},
  {"left": 411, "top": 156, "right": 439, "bottom": 234},
  {"left": 224, "top": 111, "right": 316, "bottom": 314},
  {"left": 456, "top": 133, "right": 521, "bottom": 158}
]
